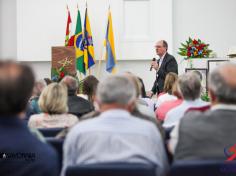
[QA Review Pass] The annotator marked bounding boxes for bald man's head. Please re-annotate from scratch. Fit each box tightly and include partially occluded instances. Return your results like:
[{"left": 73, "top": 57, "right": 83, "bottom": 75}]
[
  {"left": 0, "top": 61, "right": 35, "bottom": 116},
  {"left": 208, "top": 63, "right": 236, "bottom": 104},
  {"left": 61, "top": 75, "right": 78, "bottom": 95}
]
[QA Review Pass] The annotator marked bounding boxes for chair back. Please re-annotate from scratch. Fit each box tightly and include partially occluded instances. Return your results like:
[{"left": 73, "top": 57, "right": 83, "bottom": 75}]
[
  {"left": 46, "top": 138, "right": 64, "bottom": 171},
  {"left": 170, "top": 160, "right": 236, "bottom": 176},
  {"left": 164, "top": 126, "right": 174, "bottom": 140},
  {"left": 66, "top": 163, "right": 156, "bottom": 176},
  {"left": 38, "top": 128, "right": 63, "bottom": 137}
]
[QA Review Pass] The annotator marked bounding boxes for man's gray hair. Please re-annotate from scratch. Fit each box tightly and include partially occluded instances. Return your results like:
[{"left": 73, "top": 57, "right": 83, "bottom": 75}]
[
  {"left": 208, "top": 63, "right": 236, "bottom": 103},
  {"left": 96, "top": 75, "right": 136, "bottom": 105},
  {"left": 177, "top": 72, "right": 201, "bottom": 100},
  {"left": 61, "top": 76, "right": 78, "bottom": 93}
]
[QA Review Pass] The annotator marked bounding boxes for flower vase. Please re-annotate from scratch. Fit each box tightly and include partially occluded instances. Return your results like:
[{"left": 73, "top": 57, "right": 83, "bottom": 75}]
[{"left": 185, "top": 58, "right": 193, "bottom": 68}]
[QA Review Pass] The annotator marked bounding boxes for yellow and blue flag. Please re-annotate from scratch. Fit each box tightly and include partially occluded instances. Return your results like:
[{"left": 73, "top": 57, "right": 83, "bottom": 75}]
[
  {"left": 83, "top": 8, "right": 95, "bottom": 70},
  {"left": 74, "top": 8, "right": 85, "bottom": 74},
  {"left": 105, "top": 9, "right": 116, "bottom": 73}
]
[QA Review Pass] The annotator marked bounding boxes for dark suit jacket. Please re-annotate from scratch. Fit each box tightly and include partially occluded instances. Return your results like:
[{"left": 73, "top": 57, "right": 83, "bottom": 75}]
[
  {"left": 68, "top": 94, "right": 94, "bottom": 118},
  {"left": 175, "top": 109, "right": 236, "bottom": 160},
  {"left": 151, "top": 53, "right": 178, "bottom": 94},
  {"left": 0, "top": 116, "right": 59, "bottom": 176}
]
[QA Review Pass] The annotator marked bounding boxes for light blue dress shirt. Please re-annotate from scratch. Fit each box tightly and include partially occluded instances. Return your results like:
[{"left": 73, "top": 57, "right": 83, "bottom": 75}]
[{"left": 61, "top": 109, "right": 168, "bottom": 176}]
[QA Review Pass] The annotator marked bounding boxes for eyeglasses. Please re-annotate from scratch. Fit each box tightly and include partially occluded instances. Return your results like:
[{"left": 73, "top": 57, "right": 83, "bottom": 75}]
[{"left": 155, "top": 45, "right": 163, "bottom": 48}]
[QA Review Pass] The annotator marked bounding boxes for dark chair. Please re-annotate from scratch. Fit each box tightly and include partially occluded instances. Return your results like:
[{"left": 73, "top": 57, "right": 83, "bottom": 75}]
[
  {"left": 46, "top": 138, "right": 64, "bottom": 171},
  {"left": 65, "top": 163, "right": 156, "bottom": 176},
  {"left": 164, "top": 126, "right": 174, "bottom": 140},
  {"left": 170, "top": 160, "right": 236, "bottom": 176},
  {"left": 38, "top": 128, "right": 64, "bottom": 137},
  {"left": 164, "top": 127, "right": 174, "bottom": 164}
]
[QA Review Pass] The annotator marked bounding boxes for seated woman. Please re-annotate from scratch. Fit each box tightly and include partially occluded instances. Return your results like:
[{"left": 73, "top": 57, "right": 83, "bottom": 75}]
[
  {"left": 155, "top": 82, "right": 183, "bottom": 122},
  {"left": 138, "top": 77, "right": 155, "bottom": 111},
  {"left": 28, "top": 83, "right": 78, "bottom": 128},
  {"left": 155, "top": 72, "right": 178, "bottom": 109},
  {"left": 29, "top": 80, "right": 47, "bottom": 114},
  {"left": 82, "top": 75, "right": 99, "bottom": 103}
]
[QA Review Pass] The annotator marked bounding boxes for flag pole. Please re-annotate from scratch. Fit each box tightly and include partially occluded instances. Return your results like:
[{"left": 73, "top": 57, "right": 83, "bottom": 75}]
[
  {"left": 96, "top": 41, "right": 105, "bottom": 78},
  {"left": 96, "top": 5, "right": 110, "bottom": 78},
  {"left": 86, "top": 1, "right": 89, "bottom": 76}
]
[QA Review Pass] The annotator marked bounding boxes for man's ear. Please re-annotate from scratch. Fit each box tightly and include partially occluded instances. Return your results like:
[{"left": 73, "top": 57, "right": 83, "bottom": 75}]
[
  {"left": 127, "top": 100, "right": 136, "bottom": 112},
  {"left": 208, "top": 88, "right": 216, "bottom": 104}
]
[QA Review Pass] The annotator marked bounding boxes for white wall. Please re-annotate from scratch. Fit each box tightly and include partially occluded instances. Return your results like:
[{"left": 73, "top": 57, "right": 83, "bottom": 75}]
[
  {"left": 173, "top": 0, "right": 236, "bottom": 73},
  {"left": 1, "top": 0, "right": 236, "bottom": 90},
  {"left": 17, "top": 0, "right": 172, "bottom": 61},
  {"left": 0, "top": 0, "right": 17, "bottom": 59}
]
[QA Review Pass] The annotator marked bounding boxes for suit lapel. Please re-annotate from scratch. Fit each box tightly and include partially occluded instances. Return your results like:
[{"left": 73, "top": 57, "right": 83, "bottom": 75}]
[{"left": 158, "top": 53, "right": 169, "bottom": 71}]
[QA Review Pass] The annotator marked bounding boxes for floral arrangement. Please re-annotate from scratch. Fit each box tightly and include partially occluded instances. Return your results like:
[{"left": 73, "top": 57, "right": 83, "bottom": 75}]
[
  {"left": 51, "top": 66, "right": 68, "bottom": 82},
  {"left": 51, "top": 57, "right": 74, "bottom": 82},
  {"left": 178, "top": 37, "right": 212, "bottom": 58}
]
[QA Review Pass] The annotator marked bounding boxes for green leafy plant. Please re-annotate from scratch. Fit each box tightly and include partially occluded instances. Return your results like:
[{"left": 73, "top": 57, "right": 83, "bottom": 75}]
[{"left": 201, "top": 91, "right": 210, "bottom": 102}]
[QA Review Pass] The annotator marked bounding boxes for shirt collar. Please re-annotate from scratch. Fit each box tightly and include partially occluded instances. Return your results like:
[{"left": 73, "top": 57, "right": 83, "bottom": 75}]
[
  {"left": 160, "top": 52, "right": 167, "bottom": 60},
  {"left": 99, "top": 109, "right": 131, "bottom": 118},
  {"left": 182, "top": 98, "right": 203, "bottom": 104},
  {"left": 211, "top": 103, "right": 236, "bottom": 111}
]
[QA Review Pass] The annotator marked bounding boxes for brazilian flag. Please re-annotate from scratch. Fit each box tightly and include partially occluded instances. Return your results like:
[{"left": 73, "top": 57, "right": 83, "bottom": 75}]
[{"left": 74, "top": 9, "right": 85, "bottom": 74}]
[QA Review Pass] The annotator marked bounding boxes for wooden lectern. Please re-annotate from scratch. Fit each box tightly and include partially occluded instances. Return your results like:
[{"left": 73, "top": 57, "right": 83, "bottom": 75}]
[{"left": 51, "top": 46, "right": 76, "bottom": 79}]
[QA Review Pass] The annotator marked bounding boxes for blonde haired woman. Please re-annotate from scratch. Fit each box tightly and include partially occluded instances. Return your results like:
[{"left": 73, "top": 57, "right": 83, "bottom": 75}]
[
  {"left": 155, "top": 72, "right": 178, "bottom": 109},
  {"left": 28, "top": 83, "right": 78, "bottom": 128}
]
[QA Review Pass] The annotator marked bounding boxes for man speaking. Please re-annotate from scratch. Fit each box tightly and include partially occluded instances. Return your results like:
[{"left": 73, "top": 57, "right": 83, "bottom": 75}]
[{"left": 148, "top": 40, "right": 178, "bottom": 97}]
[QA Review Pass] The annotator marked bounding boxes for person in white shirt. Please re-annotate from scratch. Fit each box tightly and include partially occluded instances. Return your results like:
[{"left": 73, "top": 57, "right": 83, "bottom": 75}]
[
  {"left": 61, "top": 75, "right": 168, "bottom": 176},
  {"left": 163, "top": 72, "right": 209, "bottom": 128}
]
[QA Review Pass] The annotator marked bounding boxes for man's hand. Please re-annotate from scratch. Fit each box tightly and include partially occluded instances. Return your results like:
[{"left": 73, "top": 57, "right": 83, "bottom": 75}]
[
  {"left": 146, "top": 91, "right": 154, "bottom": 98},
  {"left": 151, "top": 60, "right": 159, "bottom": 71}
]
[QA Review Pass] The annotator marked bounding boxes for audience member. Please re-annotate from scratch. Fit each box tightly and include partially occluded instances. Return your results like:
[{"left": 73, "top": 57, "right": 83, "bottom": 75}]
[
  {"left": 44, "top": 78, "right": 52, "bottom": 85},
  {"left": 138, "top": 77, "right": 155, "bottom": 111},
  {"left": 155, "top": 72, "right": 178, "bottom": 109},
  {"left": 0, "top": 61, "right": 59, "bottom": 176},
  {"left": 192, "top": 70, "right": 207, "bottom": 95},
  {"left": 125, "top": 73, "right": 156, "bottom": 117},
  {"left": 58, "top": 74, "right": 165, "bottom": 139},
  {"left": 155, "top": 82, "right": 183, "bottom": 122},
  {"left": 62, "top": 75, "right": 168, "bottom": 176},
  {"left": 169, "top": 63, "right": 236, "bottom": 160},
  {"left": 82, "top": 75, "right": 99, "bottom": 103},
  {"left": 29, "top": 80, "right": 46, "bottom": 114},
  {"left": 28, "top": 83, "right": 78, "bottom": 128},
  {"left": 163, "top": 72, "right": 209, "bottom": 128},
  {"left": 61, "top": 76, "right": 94, "bottom": 118}
]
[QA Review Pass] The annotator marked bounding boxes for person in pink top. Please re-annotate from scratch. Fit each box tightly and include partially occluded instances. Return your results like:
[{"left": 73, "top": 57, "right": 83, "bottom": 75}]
[{"left": 155, "top": 82, "right": 183, "bottom": 122}]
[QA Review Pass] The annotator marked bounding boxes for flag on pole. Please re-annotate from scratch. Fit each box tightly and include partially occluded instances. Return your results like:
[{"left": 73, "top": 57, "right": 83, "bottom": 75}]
[
  {"left": 104, "top": 9, "right": 116, "bottom": 73},
  {"left": 74, "top": 7, "right": 85, "bottom": 74},
  {"left": 65, "top": 7, "right": 72, "bottom": 46},
  {"left": 83, "top": 7, "right": 95, "bottom": 70}
]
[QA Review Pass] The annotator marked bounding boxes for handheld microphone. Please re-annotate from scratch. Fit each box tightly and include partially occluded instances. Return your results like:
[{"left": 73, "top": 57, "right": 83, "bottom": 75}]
[{"left": 150, "top": 58, "right": 156, "bottom": 71}]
